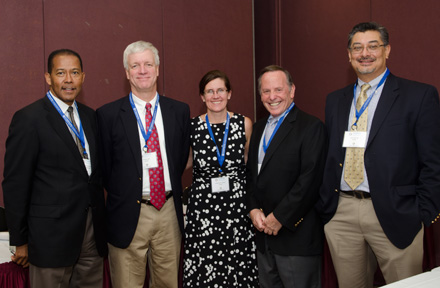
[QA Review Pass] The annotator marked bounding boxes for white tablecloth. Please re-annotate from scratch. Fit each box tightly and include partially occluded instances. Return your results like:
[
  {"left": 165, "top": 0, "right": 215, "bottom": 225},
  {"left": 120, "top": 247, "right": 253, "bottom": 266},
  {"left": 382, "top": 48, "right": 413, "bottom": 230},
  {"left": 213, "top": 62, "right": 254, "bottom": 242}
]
[
  {"left": 0, "top": 232, "right": 11, "bottom": 264},
  {"left": 380, "top": 267, "right": 440, "bottom": 288}
]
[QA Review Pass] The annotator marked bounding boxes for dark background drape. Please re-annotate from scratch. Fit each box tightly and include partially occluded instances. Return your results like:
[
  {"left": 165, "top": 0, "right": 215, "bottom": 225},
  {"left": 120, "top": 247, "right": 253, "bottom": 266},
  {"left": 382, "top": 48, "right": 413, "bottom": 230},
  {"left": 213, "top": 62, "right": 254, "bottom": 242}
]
[{"left": 1, "top": 1, "right": 439, "bottom": 287}]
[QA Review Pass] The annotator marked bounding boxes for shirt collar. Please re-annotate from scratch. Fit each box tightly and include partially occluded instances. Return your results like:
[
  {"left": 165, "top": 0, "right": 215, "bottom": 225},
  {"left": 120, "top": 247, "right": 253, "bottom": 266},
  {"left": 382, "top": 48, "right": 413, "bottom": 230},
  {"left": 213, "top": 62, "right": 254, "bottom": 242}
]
[
  {"left": 131, "top": 92, "right": 158, "bottom": 109},
  {"left": 357, "top": 68, "right": 388, "bottom": 90},
  {"left": 267, "top": 101, "right": 295, "bottom": 124},
  {"left": 49, "top": 91, "right": 76, "bottom": 114}
]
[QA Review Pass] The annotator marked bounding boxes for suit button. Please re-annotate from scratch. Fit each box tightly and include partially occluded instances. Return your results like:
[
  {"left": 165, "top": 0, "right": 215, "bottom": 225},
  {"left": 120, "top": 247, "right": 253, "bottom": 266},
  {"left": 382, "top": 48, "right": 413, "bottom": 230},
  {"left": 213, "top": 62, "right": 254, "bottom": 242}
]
[
  {"left": 334, "top": 189, "right": 338, "bottom": 193},
  {"left": 339, "top": 163, "right": 343, "bottom": 167},
  {"left": 137, "top": 200, "right": 140, "bottom": 204},
  {"left": 139, "top": 177, "right": 142, "bottom": 181}
]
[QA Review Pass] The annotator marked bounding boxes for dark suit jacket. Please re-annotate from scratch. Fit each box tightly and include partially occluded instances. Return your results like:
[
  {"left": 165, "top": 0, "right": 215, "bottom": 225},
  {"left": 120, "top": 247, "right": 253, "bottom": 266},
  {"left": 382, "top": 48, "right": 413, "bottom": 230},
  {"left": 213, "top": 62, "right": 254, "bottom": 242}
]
[
  {"left": 2, "top": 96, "right": 107, "bottom": 267},
  {"left": 247, "top": 106, "right": 327, "bottom": 256},
  {"left": 96, "top": 95, "right": 190, "bottom": 248},
  {"left": 317, "top": 74, "right": 440, "bottom": 249}
]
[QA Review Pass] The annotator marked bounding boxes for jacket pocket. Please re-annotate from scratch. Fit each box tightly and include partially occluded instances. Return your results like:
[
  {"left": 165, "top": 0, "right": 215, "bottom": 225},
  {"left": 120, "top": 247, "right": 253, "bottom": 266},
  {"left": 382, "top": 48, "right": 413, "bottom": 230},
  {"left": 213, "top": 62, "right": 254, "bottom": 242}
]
[
  {"left": 394, "top": 185, "right": 416, "bottom": 196},
  {"left": 29, "top": 204, "right": 62, "bottom": 218}
]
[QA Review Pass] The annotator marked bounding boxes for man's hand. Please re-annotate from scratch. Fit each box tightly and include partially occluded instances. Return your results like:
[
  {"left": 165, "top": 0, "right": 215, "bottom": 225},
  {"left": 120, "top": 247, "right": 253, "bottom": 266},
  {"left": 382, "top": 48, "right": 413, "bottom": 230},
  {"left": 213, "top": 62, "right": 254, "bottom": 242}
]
[
  {"left": 263, "top": 213, "right": 282, "bottom": 236},
  {"left": 11, "top": 244, "right": 29, "bottom": 268},
  {"left": 249, "top": 209, "right": 266, "bottom": 232}
]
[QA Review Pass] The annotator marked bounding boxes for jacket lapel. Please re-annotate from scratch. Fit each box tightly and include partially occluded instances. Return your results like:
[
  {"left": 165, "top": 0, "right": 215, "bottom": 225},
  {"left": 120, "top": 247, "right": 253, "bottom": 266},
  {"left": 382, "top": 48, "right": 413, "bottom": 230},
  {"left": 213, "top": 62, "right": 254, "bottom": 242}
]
[
  {"left": 250, "top": 119, "right": 266, "bottom": 177},
  {"left": 120, "top": 96, "right": 143, "bottom": 176},
  {"left": 160, "top": 96, "right": 175, "bottom": 166},
  {"left": 44, "top": 97, "right": 89, "bottom": 177},
  {"left": 260, "top": 106, "right": 298, "bottom": 171},
  {"left": 337, "top": 85, "right": 355, "bottom": 147},
  {"left": 367, "top": 74, "right": 399, "bottom": 147}
]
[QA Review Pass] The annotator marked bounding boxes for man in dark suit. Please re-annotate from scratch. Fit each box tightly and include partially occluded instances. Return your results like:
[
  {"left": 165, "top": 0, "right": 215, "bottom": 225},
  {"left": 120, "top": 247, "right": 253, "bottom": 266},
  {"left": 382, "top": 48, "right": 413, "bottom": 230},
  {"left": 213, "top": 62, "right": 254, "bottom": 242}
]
[
  {"left": 97, "top": 41, "right": 190, "bottom": 288},
  {"left": 2, "top": 49, "right": 107, "bottom": 287},
  {"left": 317, "top": 22, "right": 440, "bottom": 287},
  {"left": 247, "top": 65, "right": 327, "bottom": 288}
]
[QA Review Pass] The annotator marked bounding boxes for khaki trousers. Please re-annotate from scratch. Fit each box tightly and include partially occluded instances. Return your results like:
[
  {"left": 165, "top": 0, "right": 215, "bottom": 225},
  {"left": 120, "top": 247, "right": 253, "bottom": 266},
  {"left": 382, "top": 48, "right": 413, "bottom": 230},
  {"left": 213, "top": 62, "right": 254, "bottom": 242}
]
[
  {"left": 324, "top": 193, "right": 423, "bottom": 288},
  {"left": 109, "top": 197, "right": 181, "bottom": 288}
]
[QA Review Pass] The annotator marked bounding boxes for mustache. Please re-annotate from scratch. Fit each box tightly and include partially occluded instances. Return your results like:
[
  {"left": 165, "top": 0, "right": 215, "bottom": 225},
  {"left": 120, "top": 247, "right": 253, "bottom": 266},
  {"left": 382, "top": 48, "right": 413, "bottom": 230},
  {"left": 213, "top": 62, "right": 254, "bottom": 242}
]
[{"left": 358, "top": 56, "right": 375, "bottom": 61}]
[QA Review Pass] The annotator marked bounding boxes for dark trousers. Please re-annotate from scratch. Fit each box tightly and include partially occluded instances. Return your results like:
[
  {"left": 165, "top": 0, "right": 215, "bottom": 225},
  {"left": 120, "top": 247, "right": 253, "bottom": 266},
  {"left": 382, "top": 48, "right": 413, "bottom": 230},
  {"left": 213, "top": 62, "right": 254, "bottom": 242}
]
[{"left": 257, "top": 240, "right": 321, "bottom": 288}]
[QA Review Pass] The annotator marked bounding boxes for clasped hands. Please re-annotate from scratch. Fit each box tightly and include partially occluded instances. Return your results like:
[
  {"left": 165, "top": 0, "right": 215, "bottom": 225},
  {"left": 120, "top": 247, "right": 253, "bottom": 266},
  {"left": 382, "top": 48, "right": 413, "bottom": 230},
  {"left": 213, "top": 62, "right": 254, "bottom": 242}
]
[{"left": 249, "top": 208, "right": 282, "bottom": 236}]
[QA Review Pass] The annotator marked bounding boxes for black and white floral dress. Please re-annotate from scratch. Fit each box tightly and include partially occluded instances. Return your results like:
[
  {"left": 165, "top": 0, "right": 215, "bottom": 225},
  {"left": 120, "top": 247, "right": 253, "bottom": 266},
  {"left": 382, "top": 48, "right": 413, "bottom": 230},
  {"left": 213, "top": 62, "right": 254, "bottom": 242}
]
[{"left": 183, "top": 113, "right": 258, "bottom": 287}]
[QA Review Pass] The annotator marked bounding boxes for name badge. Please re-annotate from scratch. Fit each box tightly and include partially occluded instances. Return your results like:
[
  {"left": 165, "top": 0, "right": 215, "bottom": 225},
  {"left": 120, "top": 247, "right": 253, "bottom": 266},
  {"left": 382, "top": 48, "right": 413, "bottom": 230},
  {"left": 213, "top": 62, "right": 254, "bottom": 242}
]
[
  {"left": 343, "top": 131, "right": 367, "bottom": 148},
  {"left": 142, "top": 151, "right": 159, "bottom": 169},
  {"left": 83, "top": 158, "right": 92, "bottom": 175},
  {"left": 211, "top": 176, "right": 230, "bottom": 193}
]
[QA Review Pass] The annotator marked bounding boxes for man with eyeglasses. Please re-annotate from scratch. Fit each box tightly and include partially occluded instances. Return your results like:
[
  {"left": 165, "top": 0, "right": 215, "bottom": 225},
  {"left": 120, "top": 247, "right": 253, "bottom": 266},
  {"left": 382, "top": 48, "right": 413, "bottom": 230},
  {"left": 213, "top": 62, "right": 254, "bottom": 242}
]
[{"left": 317, "top": 22, "right": 440, "bottom": 287}]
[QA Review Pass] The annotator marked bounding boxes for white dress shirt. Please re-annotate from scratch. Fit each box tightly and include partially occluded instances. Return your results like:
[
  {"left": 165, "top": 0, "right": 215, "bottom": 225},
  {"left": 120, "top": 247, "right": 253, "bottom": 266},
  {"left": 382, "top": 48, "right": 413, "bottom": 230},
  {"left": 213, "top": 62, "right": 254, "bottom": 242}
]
[
  {"left": 50, "top": 91, "right": 91, "bottom": 176},
  {"left": 131, "top": 93, "right": 172, "bottom": 196}
]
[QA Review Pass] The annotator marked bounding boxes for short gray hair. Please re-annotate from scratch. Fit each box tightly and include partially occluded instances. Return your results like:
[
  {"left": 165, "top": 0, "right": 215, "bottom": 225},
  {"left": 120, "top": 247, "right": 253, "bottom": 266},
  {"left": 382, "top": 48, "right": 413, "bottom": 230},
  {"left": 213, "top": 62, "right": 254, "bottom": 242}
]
[{"left": 123, "top": 41, "right": 160, "bottom": 70}]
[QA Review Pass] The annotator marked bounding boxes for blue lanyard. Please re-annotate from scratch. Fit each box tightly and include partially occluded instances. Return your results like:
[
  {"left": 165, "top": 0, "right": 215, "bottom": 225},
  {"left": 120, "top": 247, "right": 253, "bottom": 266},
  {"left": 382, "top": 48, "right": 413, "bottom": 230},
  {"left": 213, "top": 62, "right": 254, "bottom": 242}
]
[
  {"left": 205, "top": 113, "right": 230, "bottom": 173},
  {"left": 129, "top": 92, "right": 159, "bottom": 153},
  {"left": 46, "top": 91, "right": 87, "bottom": 158},
  {"left": 263, "top": 102, "right": 295, "bottom": 153},
  {"left": 352, "top": 69, "right": 390, "bottom": 128}
]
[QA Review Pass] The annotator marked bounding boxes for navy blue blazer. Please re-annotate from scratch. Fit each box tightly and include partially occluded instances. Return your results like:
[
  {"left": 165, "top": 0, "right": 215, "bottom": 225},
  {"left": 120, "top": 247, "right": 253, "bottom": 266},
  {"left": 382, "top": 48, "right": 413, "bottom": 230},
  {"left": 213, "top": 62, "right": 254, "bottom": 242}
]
[
  {"left": 247, "top": 106, "right": 327, "bottom": 256},
  {"left": 317, "top": 74, "right": 440, "bottom": 249},
  {"left": 97, "top": 95, "right": 190, "bottom": 248}
]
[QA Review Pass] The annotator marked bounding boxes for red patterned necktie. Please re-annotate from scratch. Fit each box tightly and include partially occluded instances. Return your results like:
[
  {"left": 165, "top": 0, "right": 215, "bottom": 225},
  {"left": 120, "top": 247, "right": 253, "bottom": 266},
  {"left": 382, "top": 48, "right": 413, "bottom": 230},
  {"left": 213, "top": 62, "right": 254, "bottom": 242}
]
[{"left": 145, "top": 103, "right": 166, "bottom": 209}]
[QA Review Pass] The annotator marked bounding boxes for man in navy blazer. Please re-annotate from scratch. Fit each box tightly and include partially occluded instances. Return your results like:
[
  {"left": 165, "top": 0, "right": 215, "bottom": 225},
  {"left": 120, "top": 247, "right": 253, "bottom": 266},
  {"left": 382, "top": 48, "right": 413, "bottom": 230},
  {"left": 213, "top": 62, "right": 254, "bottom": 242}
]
[
  {"left": 3, "top": 49, "right": 107, "bottom": 287},
  {"left": 97, "top": 41, "right": 190, "bottom": 288},
  {"left": 317, "top": 22, "right": 440, "bottom": 287},
  {"left": 247, "top": 65, "right": 327, "bottom": 288}
]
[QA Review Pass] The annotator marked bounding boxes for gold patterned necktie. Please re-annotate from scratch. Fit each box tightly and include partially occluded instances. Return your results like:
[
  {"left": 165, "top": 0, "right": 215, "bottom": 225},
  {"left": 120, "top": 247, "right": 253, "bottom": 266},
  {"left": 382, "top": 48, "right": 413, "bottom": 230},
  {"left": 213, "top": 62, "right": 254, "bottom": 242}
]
[
  {"left": 344, "top": 83, "right": 371, "bottom": 190},
  {"left": 67, "top": 106, "right": 88, "bottom": 159}
]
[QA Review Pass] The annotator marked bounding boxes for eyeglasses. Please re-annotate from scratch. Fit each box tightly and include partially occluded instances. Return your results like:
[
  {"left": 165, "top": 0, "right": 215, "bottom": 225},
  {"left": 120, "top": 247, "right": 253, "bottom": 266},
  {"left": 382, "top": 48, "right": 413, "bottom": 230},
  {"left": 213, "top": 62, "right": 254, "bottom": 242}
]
[
  {"left": 204, "top": 88, "right": 228, "bottom": 96},
  {"left": 350, "top": 44, "right": 386, "bottom": 54}
]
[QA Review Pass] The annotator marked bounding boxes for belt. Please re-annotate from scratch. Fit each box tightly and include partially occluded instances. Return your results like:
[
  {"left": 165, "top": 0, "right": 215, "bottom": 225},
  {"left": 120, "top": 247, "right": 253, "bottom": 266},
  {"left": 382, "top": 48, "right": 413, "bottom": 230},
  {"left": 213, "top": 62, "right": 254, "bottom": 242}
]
[
  {"left": 341, "top": 190, "right": 371, "bottom": 199},
  {"left": 140, "top": 191, "right": 173, "bottom": 206}
]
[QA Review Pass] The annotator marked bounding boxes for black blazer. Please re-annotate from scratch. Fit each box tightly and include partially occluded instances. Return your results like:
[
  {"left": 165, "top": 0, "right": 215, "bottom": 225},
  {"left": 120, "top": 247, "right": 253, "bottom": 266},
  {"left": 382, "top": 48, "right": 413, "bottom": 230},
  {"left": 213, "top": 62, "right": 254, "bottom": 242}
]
[
  {"left": 3, "top": 96, "right": 107, "bottom": 267},
  {"left": 317, "top": 74, "right": 440, "bottom": 249},
  {"left": 247, "top": 106, "right": 327, "bottom": 256},
  {"left": 97, "top": 95, "right": 190, "bottom": 248}
]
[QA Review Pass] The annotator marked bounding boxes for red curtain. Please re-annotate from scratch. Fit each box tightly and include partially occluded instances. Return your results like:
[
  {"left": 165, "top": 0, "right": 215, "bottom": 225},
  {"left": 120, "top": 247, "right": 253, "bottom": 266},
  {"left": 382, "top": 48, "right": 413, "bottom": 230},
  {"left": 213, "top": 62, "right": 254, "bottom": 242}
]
[{"left": 0, "top": 263, "right": 30, "bottom": 288}]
